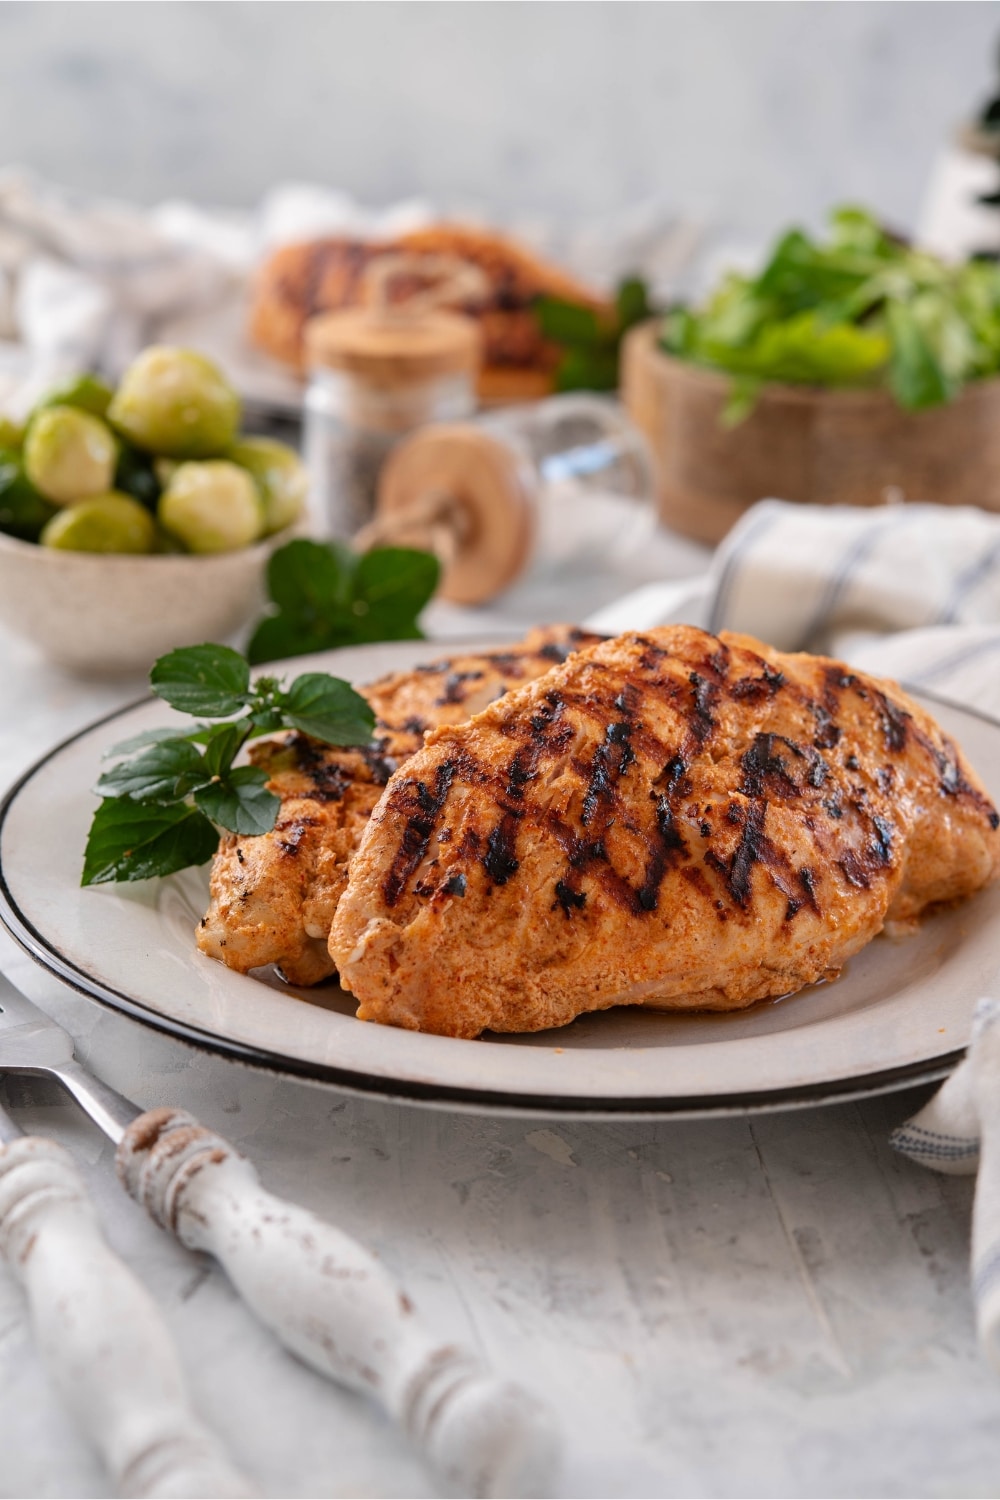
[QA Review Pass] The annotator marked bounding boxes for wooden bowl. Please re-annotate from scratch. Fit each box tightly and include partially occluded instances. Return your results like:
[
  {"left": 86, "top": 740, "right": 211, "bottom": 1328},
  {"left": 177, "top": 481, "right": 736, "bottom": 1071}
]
[{"left": 622, "top": 321, "right": 1000, "bottom": 545}]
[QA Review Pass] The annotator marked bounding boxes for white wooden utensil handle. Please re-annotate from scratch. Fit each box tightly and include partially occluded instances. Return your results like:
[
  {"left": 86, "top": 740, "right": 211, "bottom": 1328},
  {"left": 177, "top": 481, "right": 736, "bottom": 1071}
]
[
  {"left": 118, "top": 1108, "right": 559, "bottom": 1499},
  {"left": 0, "top": 1135, "right": 255, "bottom": 1499}
]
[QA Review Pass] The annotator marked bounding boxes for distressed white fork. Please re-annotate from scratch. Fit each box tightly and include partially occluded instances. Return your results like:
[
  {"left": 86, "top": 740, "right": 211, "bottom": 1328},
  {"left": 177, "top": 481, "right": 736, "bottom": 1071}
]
[{"left": 0, "top": 972, "right": 559, "bottom": 1499}]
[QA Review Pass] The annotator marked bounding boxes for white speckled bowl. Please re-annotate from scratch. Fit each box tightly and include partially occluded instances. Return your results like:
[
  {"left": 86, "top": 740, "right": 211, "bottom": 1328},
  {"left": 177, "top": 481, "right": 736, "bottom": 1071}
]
[{"left": 0, "top": 529, "right": 291, "bottom": 676}]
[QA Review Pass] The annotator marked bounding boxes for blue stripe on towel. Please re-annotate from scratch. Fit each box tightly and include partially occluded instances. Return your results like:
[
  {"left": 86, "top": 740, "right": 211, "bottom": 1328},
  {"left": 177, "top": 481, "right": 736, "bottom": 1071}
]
[
  {"left": 799, "top": 507, "right": 923, "bottom": 648},
  {"left": 707, "top": 507, "right": 781, "bottom": 635},
  {"left": 937, "top": 537, "right": 1000, "bottom": 624},
  {"left": 909, "top": 633, "right": 1000, "bottom": 687}
]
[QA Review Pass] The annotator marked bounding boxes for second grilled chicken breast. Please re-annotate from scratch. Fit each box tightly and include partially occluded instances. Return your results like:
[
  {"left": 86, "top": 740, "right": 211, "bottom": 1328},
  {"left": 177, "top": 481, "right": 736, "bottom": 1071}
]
[
  {"left": 196, "top": 626, "right": 603, "bottom": 984},
  {"left": 330, "top": 626, "right": 1000, "bottom": 1036}
]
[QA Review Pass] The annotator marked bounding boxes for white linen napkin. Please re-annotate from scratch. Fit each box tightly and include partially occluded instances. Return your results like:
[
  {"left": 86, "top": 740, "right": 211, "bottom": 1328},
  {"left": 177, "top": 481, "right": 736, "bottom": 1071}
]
[{"left": 588, "top": 496, "right": 1000, "bottom": 1369}]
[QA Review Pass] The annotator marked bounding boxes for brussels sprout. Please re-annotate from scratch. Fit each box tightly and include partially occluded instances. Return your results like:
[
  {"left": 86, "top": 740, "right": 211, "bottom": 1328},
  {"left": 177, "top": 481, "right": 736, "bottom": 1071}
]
[
  {"left": 0, "top": 451, "right": 57, "bottom": 541},
  {"left": 24, "top": 406, "right": 117, "bottom": 505},
  {"left": 114, "top": 443, "right": 161, "bottom": 511},
  {"left": 228, "top": 436, "right": 306, "bottom": 534},
  {"left": 37, "top": 373, "right": 114, "bottom": 419},
  {"left": 108, "top": 346, "right": 241, "bottom": 459},
  {"left": 40, "top": 492, "right": 156, "bottom": 554},
  {"left": 158, "top": 461, "right": 264, "bottom": 553},
  {"left": 0, "top": 414, "right": 23, "bottom": 450}
]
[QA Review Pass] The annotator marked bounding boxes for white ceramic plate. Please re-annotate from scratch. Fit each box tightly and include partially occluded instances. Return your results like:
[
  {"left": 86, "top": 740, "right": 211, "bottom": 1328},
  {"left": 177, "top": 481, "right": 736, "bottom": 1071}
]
[{"left": 2, "top": 641, "right": 999, "bottom": 1117}]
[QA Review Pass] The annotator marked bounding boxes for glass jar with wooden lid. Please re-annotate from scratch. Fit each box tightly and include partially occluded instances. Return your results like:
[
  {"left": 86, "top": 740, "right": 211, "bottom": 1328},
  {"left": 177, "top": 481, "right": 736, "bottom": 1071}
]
[{"left": 303, "top": 260, "right": 482, "bottom": 537}]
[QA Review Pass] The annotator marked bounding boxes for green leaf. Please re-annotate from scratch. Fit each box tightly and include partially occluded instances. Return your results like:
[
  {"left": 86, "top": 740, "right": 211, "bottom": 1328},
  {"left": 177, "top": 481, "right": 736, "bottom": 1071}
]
[
  {"left": 201, "top": 723, "right": 245, "bottom": 778},
  {"left": 150, "top": 644, "right": 250, "bottom": 717},
  {"left": 702, "top": 310, "right": 889, "bottom": 387},
  {"left": 616, "top": 276, "right": 652, "bottom": 330},
  {"left": 96, "top": 738, "right": 209, "bottom": 803},
  {"left": 194, "top": 766, "right": 280, "bottom": 836},
  {"left": 699, "top": 277, "right": 771, "bottom": 349},
  {"left": 248, "top": 705, "right": 287, "bottom": 735},
  {"left": 534, "top": 296, "right": 605, "bottom": 346},
  {"left": 103, "top": 726, "right": 207, "bottom": 759},
  {"left": 283, "top": 672, "right": 375, "bottom": 744},
  {"left": 247, "top": 613, "right": 310, "bottom": 666},
  {"left": 755, "top": 228, "right": 883, "bottom": 312},
  {"left": 660, "top": 306, "right": 698, "bottom": 357},
  {"left": 248, "top": 541, "right": 440, "bottom": 663},
  {"left": 351, "top": 547, "right": 440, "bottom": 641},
  {"left": 266, "top": 537, "right": 354, "bottom": 616},
  {"left": 555, "top": 346, "right": 620, "bottom": 392},
  {"left": 886, "top": 301, "right": 952, "bottom": 410},
  {"left": 828, "top": 206, "right": 894, "bottom": 256},
  {"left": 82, "top": 799, "right": 219, "bottom": 885}
]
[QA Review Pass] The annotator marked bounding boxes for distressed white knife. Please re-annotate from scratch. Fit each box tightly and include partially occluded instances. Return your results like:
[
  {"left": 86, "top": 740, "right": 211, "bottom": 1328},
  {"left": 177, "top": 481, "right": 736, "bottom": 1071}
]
[{"left": 0, "top": 969, "right": 559, "bottom": 1499}]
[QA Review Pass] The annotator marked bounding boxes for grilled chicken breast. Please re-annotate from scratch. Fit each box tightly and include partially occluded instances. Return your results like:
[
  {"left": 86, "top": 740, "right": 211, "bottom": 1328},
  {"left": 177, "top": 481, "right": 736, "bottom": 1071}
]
[
  {"left": 330, "top": 626, "right": 1000, "bottom": 1037},
  {"left": 196, "top": 627, "right": 604, "bottom": 984}
]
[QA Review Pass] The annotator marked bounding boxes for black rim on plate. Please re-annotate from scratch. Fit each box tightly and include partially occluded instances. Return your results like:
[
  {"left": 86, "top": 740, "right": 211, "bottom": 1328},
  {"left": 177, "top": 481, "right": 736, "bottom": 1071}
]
[{"left": 0, "top": 679, "right": 987, "bottom": 1117}]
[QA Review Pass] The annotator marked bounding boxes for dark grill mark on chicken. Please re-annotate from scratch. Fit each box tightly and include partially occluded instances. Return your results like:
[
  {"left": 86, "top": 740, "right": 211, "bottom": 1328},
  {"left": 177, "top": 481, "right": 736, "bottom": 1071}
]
[
  {"left": 277, "top": 817, "right": 319, "bottom": 856},
  {"left": 732, "top": 663, "right": 785, "bottom": 701},
  {"left": 554, "top": 880, "right": 587, "bottom": 916},
  {"left": 483, "top": 820, "right": 520, "bottom": 885},
  {"left": 872, "top": 688, "right": 911, "bottom": 753},
  {"left": 383, "top": 761, "right": 457, "bottom": 907},
  {"left": 688, "top": 671, "right": 719, "bottom": 745},
  {"left": 436, "top": 670, "right": 485, "bottom": 706},
  {"left": 292, "top": 733, "right": 397, "bottom": 797}
]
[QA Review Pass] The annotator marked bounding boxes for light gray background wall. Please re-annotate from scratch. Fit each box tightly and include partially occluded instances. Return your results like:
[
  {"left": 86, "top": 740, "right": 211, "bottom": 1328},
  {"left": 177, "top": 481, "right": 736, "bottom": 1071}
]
[{"left": 0, "top": 2, "right": 998, "bottom": 238}]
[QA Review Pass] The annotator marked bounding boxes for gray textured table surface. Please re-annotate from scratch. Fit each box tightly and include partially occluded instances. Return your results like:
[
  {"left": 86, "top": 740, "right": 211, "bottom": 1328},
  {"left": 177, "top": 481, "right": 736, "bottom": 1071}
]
[{"left": 1, "top": 591, "right": 998, "bottom": 1499}]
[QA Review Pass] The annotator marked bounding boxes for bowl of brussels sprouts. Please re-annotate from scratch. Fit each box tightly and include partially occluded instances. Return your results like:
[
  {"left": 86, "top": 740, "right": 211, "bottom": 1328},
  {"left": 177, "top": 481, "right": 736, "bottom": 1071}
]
[{"left": 0, "top": 348, "right": 307, "bottom": 675}]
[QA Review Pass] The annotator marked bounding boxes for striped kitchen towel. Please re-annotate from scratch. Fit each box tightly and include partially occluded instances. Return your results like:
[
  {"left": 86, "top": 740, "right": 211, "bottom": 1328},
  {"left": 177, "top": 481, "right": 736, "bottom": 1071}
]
[
  {"left": 587, "top": 498, "right": 1000, "bottom": 719},
  {"left": 892, "top": 999, "right": 1000, "bottom": 1372},
  {"left": 588, "top": 497, "right": 1000, "bottom": 1372}
]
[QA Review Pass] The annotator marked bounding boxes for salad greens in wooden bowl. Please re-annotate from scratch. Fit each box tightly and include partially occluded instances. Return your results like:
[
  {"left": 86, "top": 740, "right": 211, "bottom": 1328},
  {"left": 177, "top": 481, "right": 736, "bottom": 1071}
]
[
  {"left": 623, "top": 206, "right": 1000, "bottom": 545},
  {"left": 661, "top": 205, "right": 1000, "bottom": 423}
]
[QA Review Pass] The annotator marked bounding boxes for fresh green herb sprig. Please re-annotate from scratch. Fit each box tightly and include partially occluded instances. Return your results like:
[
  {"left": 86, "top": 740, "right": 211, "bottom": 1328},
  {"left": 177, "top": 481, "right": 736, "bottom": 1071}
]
[
  {"left": 83, "top": 642, "right": 374, "bottom": 886},
  {"left": 661, "top": 205, "right": 1000, "bottom": 421},
  {"left": 247, "top": 539, "right": 440, "bottom": 665},
  {"left": 535, "top": 276, "right": 656, "bottom": 392}
]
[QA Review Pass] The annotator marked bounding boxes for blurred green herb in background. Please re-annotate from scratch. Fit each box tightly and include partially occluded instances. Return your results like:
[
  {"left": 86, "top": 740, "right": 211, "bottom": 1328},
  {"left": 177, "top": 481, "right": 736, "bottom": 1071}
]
[
  {"left": 535, "top": 276, "right": 657, "bottom": 392},
  {"left": 248, "top": 538, "right": 440, "bottom": 665},
  {"left": 661, "top": 205, "right": 1000, "bottom": 422}
]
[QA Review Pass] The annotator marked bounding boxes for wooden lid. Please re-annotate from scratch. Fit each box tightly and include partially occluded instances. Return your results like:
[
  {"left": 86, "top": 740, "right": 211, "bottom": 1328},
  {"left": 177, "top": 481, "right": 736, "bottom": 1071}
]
[
  {"left": 305, "top": 309, "right": 481, "bottom": 387},
  {"left": 377, "top": 425, "right": 537, "bottom": 604}
]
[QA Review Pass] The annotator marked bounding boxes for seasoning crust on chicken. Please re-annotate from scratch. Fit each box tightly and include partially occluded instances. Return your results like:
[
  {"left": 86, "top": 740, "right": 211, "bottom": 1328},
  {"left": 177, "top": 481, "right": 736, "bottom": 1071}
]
[
  {"left": 329, "top": 626, "right": 1000, "bottom": 1037},
  {"left": 196, "top": 626, "right": 605, "bottom": 984}
]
